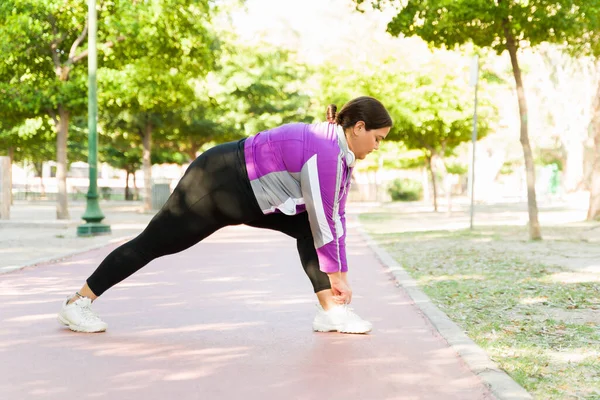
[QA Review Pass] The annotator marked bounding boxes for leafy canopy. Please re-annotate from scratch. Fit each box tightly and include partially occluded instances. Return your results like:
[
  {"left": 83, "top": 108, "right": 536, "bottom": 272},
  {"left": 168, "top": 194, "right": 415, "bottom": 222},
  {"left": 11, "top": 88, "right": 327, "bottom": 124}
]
[{"left": 356, "top": 1, "right": 594, "bottom": 53}]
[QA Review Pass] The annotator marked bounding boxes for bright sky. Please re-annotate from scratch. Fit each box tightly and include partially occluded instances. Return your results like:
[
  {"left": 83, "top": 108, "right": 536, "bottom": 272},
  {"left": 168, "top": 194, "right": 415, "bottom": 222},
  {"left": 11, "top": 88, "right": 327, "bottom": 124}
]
[{"left": 229, "top": 0, "right": 426, "bottom": 66}]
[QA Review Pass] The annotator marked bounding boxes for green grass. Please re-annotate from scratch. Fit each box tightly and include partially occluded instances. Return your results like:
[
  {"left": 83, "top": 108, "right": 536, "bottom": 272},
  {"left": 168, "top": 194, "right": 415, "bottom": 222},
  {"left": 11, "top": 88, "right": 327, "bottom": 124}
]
[{"left": 360, "top": 212, "right": 600, "bottom": 400}]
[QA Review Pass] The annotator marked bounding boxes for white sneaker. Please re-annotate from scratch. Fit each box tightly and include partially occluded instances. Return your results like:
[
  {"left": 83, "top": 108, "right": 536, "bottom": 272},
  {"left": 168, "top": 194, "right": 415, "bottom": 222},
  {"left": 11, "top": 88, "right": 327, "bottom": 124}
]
[
  {"left": 312, "top": 304, "right": 372, "bottom": 334},
  {"left": 57, "top": 295, "right": 108, "bottom": 333}
]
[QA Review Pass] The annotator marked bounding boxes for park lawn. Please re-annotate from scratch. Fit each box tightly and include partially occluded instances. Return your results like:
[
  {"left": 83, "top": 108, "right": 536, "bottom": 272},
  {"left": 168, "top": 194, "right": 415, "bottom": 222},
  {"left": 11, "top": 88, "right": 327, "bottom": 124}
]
[{"left": 359, "top": 208, "right": 600, "bottom": 400}]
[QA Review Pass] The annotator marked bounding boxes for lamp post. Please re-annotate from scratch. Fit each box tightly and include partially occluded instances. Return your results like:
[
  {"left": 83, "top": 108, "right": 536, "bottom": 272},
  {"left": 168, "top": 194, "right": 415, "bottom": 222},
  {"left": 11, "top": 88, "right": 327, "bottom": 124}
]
[
  {"left": 78, "top": 0, "right": 111, "bottom": 237},
  {"left": 468, "top": 55, "right": 479, "bottom": 230}
]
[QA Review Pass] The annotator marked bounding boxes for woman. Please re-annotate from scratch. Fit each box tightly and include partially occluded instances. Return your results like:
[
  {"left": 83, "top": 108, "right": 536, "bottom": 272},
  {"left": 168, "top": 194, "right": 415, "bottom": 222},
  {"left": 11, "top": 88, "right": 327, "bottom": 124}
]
[{"left": 58, "top": 96, "right": 392, "bottom": 334}]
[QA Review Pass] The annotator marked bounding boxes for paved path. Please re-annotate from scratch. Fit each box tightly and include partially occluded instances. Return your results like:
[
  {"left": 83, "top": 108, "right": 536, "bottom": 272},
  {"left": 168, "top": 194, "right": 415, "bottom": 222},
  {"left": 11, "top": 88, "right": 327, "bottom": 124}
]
[
  {"left": 0, "top": 201, "right": 153, "bottom": 274},
  {"left": 0, "top": 223, "right": 494, "bottom": 400}
]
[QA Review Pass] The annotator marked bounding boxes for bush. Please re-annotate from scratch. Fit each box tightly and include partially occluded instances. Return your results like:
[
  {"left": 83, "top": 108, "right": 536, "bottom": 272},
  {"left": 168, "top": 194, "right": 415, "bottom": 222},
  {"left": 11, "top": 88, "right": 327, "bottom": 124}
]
[
  {"left": 100, "top": 187, "right": 112, "bottom": 200},
  {"left": 387, "top": 179, "right": 423, "bottom": 201}
]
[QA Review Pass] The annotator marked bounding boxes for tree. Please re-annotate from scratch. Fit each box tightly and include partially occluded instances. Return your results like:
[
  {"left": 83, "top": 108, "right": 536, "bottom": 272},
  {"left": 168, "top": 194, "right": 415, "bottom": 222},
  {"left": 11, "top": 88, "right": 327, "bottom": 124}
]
[
  {"left": 151, "top": 43, "right": 313, "bottom": 161},
  {"left": 99, "top": 128, "right": 141, "bottom": 201},
  {"left": 97, "top": 0, "right": 217, "bottom": 212},
  {"left": 0, "top": 0, "right": 217, "bottom": 217},
  {"left": 0, "top": 117, "right": 51, "bottom": 200},
  {"left": 99, "top": 65, "right": 198, "bottom": 212},
  {"left": 0, "top": 115, "right": 88, "bottom": 198},
  {"left": 202, "top": 44, "right": 313, "bottom": 138},
  {"left": 588, "top": 62, "right": 600, "bottom": 220},
  {"left": 311, "top": 55, "right": 494, "bottom": 208},
  {"left": 587, "top": 59, "right": 600, "bottom": 221},
  {"left": 532, "top": 44, "right": 596, "bottom": 193},
  {"left": 393, "top": 73, "right": 492, "bottom": 211},
  {"left": 357, "top": 0, "right": 591, "bottom": 239},
  {"left": 568, "top": 5, "right": 600, "bottom": 220},
  {"left": 0, "top": 1, "right": 115, "bottom": 218}
]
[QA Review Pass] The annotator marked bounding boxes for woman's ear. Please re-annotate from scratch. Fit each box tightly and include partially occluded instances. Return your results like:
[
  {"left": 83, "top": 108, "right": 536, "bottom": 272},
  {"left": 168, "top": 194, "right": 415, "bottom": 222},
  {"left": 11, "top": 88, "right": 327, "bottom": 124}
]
[{"left": 353, "top": 121, "right": 365, "bottom": 135}]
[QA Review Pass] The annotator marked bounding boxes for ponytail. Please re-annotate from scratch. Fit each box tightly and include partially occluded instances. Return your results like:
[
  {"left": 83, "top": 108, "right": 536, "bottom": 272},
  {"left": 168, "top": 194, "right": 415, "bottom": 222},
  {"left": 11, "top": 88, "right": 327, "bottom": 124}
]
[{"left": 326, "top": 104, "right": 337, "bottom": 123}]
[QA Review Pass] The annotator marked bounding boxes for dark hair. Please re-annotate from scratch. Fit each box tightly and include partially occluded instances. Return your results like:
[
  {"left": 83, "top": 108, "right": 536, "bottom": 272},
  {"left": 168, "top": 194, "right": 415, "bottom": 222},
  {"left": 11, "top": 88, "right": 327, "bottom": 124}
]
[
  {"left": 329, "top": 96, "right": 392, "bottom": 130},
  {"left": 326, "top": 104, "right": 337, "bottom": 123}
]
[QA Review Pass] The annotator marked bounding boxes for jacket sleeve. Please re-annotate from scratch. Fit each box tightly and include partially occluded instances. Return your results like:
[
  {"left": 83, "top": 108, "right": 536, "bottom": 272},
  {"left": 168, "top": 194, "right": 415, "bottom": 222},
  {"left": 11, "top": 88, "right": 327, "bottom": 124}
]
[
  {"left": 300, "top": 153, "right": 347, "bottom": 273},
  {"left": 337, "top": 176, "right": 351, "bottom": 273}
]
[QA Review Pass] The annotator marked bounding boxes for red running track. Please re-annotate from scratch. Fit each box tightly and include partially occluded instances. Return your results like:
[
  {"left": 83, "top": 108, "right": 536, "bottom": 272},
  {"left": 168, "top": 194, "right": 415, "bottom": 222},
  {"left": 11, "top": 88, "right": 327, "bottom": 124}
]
[{"left": 0, "top": 225, "right": 494, "bottom": 400}]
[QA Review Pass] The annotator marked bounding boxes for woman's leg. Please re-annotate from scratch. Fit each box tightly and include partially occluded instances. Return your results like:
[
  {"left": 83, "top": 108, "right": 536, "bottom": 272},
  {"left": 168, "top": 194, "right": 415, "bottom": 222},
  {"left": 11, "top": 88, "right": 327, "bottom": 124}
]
[
  {"left": 83, "top": 196, "right": 223, "bottom": 299},
  {"left": 244, "top": 213, "right": 339, "bottom": 310},
  {"left": 244, "top": 212, "right": 372, "bottom": 334},
  {"left": 59, "top": 140, "right": 263, "bottom": 332},
  {"left": 83, "top": 139, "right": 263, "bottom": 299}
]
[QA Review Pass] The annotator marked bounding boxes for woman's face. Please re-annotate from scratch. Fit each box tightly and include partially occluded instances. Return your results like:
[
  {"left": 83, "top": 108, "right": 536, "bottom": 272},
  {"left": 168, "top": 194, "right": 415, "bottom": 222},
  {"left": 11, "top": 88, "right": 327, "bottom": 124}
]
[{"left": 347, "top": 121, "right": 391, "bottom": 160}]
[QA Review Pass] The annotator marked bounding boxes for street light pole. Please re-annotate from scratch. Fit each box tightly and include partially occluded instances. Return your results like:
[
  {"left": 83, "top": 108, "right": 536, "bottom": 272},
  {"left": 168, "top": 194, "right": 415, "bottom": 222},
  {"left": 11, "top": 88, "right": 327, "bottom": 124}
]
[
  {"left": 468, "top": 55, "right": 479, "bottom": 230},
  {"left": 78, "top": 0, "right": 111, "bottom": 237}
]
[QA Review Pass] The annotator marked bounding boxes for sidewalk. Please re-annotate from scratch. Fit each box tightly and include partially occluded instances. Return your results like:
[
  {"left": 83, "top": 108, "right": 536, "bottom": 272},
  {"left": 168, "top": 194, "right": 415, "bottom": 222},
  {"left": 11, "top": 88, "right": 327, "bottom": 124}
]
[
  {"left": 0, "top": 200, "right": 521, "bottom": 399},
  {"left": 0, "top": 201, "right": 154, "bottom": 274}
]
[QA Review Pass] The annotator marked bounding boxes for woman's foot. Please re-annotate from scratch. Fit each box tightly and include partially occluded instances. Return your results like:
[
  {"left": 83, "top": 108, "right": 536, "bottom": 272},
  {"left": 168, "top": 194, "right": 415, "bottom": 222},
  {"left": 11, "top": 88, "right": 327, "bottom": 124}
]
[
  {"left": 57, "top": 295, "right": 107, "bottom": 333},
  {"left": 312, "top": 304, "right": 372, "bottom": 334}
]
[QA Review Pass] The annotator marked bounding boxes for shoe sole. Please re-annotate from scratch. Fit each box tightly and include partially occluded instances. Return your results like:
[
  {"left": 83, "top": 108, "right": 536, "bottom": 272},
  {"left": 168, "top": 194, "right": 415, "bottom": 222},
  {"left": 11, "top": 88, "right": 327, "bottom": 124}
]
[
  {"left": 312, "top": 323, "right": 372, "bottom": 334},
  {"left": 57, "top": 314, "right": 107, "bottom": 333}
]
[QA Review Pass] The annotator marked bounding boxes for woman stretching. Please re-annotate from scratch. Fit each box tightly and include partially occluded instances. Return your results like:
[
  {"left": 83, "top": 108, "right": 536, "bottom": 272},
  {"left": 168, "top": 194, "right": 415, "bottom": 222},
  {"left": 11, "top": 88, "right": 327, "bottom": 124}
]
[{"left": 58, "top": 96, "right": 392, "bottom": 334}]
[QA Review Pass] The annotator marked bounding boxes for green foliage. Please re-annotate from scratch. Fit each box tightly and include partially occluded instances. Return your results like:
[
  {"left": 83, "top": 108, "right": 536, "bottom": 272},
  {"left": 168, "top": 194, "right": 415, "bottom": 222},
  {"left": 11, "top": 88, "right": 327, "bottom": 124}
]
[
  {"left": 99, "top": 26, "right": 310, "bottom": 165},
  {"left": 309, "top": 60, "right": 411, "bottom": 136},
  {"left": 536, "top": 147, "right": 565, "bottom": 170},
  {"left": 499, "top": 159, "right": 518, "bottom": 176},
  {"left": 0, "top": 0, "right": 220, "bottom": 170},
  {"left": 99, "top": 0, "right": 217, "bottom": 112},
  {"left": 351, "top": 0, "right": 600, "bottom": 165},
  {"left": 387, "top": 178, "right": 423, "bottom": 201},
  {"left": 445, "top": 161, "right": 468, "bottom": 175},
  {"left": 357, "top": 0, "right": 594, "bottom": 54},
  {"left": 104, "top": 0, "right": 217, "bottom": 71},
  {"left": 395, "top": 72, "right": 489, "bottom": 157},
  {"left": 203, "top": 44, "right": 313, "bottom": 138},
  {"left": 0, "top": 116, "right": 89, "bottom": 169},
  {"left": 96, "top": 0, "right": 219, "bottom": 166},
  {"left": 0, "top": 0, "right": 89, "bottom": 116},
  {"left": 99, "top": 129, "right": 141, "bottom": 173},
  {"left": 0, "top": 118, "right": 54, "bottom": 161},
  {"left": 312, "top": 57, "right": 492, "bottom": 159},
  {"left": 384, "top": 147, "right": 426, "bottom": 170}
]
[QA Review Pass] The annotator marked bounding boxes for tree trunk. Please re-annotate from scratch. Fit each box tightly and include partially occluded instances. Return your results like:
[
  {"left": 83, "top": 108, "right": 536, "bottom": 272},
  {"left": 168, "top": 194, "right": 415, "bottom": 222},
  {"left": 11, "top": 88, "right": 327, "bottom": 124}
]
[
  {"left": 422, "top": 167, "right": 430, "bottom": 203},
  {"left": 8, "top": 147, "right": 13, "bottom": 205},
  {"left": 55, "top": 105, "right": 70, "bottom": 219},
  {"left": 33, "top": 162, "right": 46, "bottom": 198},
  {"left": 40, "top": 174, "right": 46, "bottom": 198},
  {"left": 125, "top": 170, "right": 131, "bottom": 201},
  {"left": 133, "top": 170, "right": 138, "bottom": 199},
  {"left": 142, "top": 122, "right": 153, "bottom": 212},
  {"left": 504, "top": 23, "right": 541, "bottom": 240},
  {"left": 187, "top": 138, "right": 198, "bottom": 161},
  {"left": 564, "top": 139, "right": 585, "bottom": 192},
  {"left": 427, "top": 155, "right": 438, "bottom": 212},
  {"left": 187, "top": 148, "right": 197, "bottom": 162},
  {"left": 587, "top": 75, "right": 600, "bottom": 220}
]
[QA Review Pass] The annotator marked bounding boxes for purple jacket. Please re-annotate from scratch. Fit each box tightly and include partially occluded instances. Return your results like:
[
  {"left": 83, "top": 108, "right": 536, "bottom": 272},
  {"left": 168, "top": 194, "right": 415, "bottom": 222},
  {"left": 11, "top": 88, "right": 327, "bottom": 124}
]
[{"left": 244, "top": 122, "right": 353, "bottom": 273}]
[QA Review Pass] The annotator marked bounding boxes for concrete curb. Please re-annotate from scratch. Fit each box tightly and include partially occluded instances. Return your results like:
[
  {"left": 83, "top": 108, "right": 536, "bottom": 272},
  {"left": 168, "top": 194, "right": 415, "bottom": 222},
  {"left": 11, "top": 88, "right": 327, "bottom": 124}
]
[
  {"left": 358, "top": 225, "right": 533, "bottom": 400},
  {"left": 0, "top": 220, "right": 79, "bottom": 229},
  {"left": 0, "top": 234, "right": 134, "bottom": 275}
]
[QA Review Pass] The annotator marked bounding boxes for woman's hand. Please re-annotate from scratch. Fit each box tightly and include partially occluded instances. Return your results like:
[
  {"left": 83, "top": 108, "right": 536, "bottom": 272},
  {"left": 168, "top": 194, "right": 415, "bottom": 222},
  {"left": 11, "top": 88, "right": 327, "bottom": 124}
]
[
  {"left": 328, "top": 272, "right": 352, "bottom": 305},
  {"left": 340, "top": 272, "right": 351, "bottom": 303}
]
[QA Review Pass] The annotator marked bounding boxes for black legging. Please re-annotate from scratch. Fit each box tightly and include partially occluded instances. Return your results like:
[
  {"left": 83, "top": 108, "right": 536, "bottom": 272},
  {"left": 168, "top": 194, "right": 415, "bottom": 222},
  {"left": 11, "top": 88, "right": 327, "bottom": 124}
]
[{"left": 86, "top": 139, "right": 332, "bottom": 296}]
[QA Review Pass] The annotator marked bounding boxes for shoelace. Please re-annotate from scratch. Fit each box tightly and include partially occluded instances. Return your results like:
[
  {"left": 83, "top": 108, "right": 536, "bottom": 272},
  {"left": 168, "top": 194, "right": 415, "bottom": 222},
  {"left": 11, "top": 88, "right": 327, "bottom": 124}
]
[
  {"left": 340, "top": 305, "right": 363, "bottom": 321},
  {"left": 78, "top": 301, "right": 102, "bottom": 323}
]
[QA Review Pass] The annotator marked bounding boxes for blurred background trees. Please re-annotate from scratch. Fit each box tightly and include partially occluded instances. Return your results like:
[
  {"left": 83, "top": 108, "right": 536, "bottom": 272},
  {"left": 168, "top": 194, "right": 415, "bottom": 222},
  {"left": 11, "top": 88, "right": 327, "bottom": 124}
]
[
  {"left": 2, "top": 0, "right": 600, "bottom": 230},
  {"left": 361, "top": 0, "right": 599, "bottom": 239}
]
